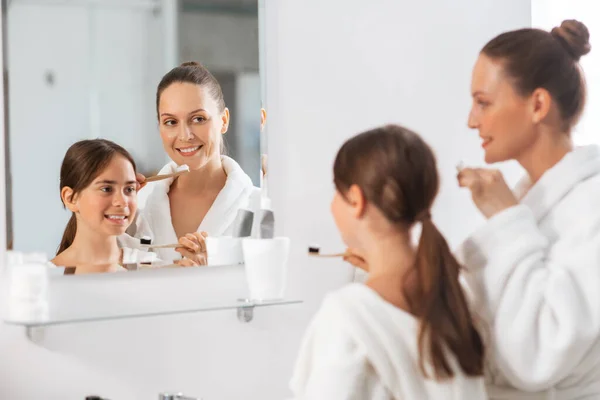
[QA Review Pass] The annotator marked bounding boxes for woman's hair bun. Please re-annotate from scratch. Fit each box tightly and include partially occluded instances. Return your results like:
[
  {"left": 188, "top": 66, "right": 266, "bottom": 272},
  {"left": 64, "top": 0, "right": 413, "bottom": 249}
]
[
  {"left": 180, "top": 61, "right": 202, "bottom": 67},
  {"left": 551, "top": 19, "right": 591, "bottom": 61}
]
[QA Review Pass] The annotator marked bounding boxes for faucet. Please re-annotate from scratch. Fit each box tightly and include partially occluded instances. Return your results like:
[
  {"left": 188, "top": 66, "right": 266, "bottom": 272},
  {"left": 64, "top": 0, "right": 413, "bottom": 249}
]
[{"left": 158, "top": 392, "right": 201, "bottom": 400}]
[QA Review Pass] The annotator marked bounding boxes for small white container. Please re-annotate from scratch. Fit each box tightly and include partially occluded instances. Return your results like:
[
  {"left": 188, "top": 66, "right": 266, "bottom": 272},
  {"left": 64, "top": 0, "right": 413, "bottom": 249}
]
[
  {"left": 205, "top": 236, "right": 244, "bottom": 266},
  {"left": 7, "top": 262, "right": 49, "bottom": 323},
  {"left": 242, "top": 237, "right": 290, "bottom": 300},
  {"left": 9, "top": 263, "right": 49, "bottom": 300}
]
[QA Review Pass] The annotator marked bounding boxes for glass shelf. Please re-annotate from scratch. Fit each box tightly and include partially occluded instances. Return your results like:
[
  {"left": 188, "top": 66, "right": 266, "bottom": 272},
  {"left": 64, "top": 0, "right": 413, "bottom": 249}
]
[{"left": 5, "top": 299, "right": 303, "bottom": 328}]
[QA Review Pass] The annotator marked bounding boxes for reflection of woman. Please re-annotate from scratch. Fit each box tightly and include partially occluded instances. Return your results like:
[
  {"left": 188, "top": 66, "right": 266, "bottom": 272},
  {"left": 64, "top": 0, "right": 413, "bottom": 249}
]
[
  {"left": 52, "top": 139, "right": 203, "bottom": 274},
  {"left": 131, "top": 62, "right": 260, "bottom": 262},
  {"left": 456, "top": 21, "right": 600, "bottom": 398},
  {"left": 291, "top": 126, "right": 486, "bottom": 399}
]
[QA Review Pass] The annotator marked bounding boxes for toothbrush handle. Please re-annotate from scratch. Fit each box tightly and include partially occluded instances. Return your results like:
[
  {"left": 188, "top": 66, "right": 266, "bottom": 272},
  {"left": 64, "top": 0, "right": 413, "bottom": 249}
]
[
  {"left": 145, "top": 170, "right": 185, "bottom": 182},
  {"left": 141, "top": 243, "right": 183, "bottom": 249},
  {"left": 309, "top": 252, "right": 347, "bottom": 258}
]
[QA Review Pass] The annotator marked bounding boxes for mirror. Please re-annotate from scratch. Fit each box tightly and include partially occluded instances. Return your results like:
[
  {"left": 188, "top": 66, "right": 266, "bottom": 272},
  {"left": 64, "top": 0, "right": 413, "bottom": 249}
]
[{"left": 5, "top": 0, "right": 263, "bottom": 273}]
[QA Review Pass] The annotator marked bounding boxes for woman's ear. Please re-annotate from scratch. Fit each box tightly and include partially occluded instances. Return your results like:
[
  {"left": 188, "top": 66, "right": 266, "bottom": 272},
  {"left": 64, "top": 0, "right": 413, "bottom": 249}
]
[
  {"left": 221, "top": 107, "right": 230, "bottom": 134},
  {"left": 260, "top": 107, "right": 267, "bottom": 131},
  {"left": 346, "top": 184, "right": 366, "bottom": 218},
  {"left": 61, "top": 187, "right": 78, "bottom": 213},
  {"left": 530, "top": 87, "right": 552, "bottom": 124}
]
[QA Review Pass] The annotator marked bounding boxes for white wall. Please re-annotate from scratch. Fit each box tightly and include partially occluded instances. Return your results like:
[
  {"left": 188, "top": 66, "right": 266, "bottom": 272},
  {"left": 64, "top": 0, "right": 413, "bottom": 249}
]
[
  {"left": 532, "top": 0, "right": 600, "bottom": 146},
  {"left": 267, "top": 0, "right": 530, "bottom": 255},
  {"left": 0, "top": 1, "right": 531, "bottom": 399}
]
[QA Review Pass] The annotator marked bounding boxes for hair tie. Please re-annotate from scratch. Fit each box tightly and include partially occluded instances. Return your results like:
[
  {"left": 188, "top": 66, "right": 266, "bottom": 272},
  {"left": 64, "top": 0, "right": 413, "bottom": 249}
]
[{"left": 416, "top": 211, "right": 431, "bottom": 222}]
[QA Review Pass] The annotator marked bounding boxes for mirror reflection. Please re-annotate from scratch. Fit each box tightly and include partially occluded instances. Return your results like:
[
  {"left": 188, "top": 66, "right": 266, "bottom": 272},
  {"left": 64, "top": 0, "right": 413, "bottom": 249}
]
[{"left": 6, "top": 0, "right": 263, "bottom": 273}]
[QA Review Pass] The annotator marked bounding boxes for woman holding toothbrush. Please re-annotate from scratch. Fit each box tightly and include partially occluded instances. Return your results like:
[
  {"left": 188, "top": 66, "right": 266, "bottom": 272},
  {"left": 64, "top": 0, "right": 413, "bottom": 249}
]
[
  {"left": 129, "top": 62, "right": 261, "bottom": 264},
  {"left": 456, "top": 20, "right": 600, "bottom": 398}
]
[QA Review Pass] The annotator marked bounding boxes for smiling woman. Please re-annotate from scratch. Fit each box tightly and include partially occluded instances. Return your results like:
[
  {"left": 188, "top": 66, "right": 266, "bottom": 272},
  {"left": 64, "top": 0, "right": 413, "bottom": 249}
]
[
  {"left": 157, "top": 62, "right": 229, "bottom": 175},
  {"left": 126, "top": 62, "right": 261, "bottom": 263}
]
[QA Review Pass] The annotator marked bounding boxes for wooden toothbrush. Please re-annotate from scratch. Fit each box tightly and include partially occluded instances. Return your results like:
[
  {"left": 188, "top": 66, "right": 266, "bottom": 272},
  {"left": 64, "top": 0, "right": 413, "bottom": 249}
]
[
  {"left": 137, "top": 237, "right": 183, "bottom": 250},
  {"left": 140, "top": 243, "right": 184, "bottom": 249},
  {"left": 308, "top": 246, "right": 347, "bottom": 258},
  {"left": 145, "top": 164, "right": 190, "bottom": 183}
]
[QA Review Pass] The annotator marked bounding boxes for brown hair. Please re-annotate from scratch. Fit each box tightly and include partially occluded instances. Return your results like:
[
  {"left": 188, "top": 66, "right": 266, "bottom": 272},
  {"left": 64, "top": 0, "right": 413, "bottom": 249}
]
[
  {"left": 57, "top": 139, "right": 137, "bottom": 255},
  {"left": 333, "top": 125, "right": 484, "bottom": 379},
  {"left": 482, "top": 19, "right": 591, "bottom": 129},
  {"left": 156, "top": 61, "right": 226, "bottom": 117}
]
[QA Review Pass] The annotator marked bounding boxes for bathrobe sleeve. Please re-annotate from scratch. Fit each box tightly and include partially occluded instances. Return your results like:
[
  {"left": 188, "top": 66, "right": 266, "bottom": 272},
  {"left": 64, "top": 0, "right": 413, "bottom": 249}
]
[
  {"left": 289, "top": 296, "right": 391, "bottom": 400},
  {"left": 459, "top": 204, "right": 600, "bottom": 391}
]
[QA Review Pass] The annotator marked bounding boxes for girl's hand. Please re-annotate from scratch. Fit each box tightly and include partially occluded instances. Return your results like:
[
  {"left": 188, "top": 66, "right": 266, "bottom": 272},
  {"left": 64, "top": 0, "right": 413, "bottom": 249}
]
[
  {"left": 136, "top": 173, "right": 147, "bottom": 191},
  {"left": 343, "top": 248, "right": 368, "bottom": 271}
]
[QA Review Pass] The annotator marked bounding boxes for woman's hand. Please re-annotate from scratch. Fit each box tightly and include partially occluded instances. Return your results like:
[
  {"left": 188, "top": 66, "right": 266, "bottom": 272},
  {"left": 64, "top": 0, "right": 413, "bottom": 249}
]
[
  {"left": 136, "top": 173, "right": 147, "bottom": 191},
  {"left": 175, "top": 258, "right": 196, "bottom": 267},
  {"left": 457, "top": 167, "right": 518, "bottom": 219},
  {"left": 343, "top": 248, "right": 368, "bottom": 271},
  {"left": 176, "top": 232, "right": 208, "bottom": 266}
]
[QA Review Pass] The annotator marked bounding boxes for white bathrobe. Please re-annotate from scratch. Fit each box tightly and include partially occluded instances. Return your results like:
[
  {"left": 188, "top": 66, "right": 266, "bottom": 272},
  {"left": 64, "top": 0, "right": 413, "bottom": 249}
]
[
  {"left": 123, "top": 156, "right": 260, "bottom": 261},
  {"left": 457, "top": 145, "right": 600, "bottom": 399},
  {"left": 289, "top": 283, "right": 487, "bottom": 400}
]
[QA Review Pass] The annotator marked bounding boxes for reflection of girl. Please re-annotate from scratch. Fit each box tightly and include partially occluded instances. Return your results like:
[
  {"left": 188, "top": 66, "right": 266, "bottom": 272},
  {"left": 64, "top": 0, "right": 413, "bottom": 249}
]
[
  {"left": 457, "top": 21, "right": 600, "bottom": 398},
  {"left": 52, "top": 139, "right": 201, "bottom": 273},
  {"left": 290, "top": 125, "right": 486, "bottom": 399},
  {"left": 132, "top": 62, "right": 260, "bottom": 262}
]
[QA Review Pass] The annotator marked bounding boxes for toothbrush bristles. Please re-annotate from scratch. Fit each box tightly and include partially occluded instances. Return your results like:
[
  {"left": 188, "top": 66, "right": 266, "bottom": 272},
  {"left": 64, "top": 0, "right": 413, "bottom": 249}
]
[{"left": 308, "top": 246, "right": 320, "bottom": 254}]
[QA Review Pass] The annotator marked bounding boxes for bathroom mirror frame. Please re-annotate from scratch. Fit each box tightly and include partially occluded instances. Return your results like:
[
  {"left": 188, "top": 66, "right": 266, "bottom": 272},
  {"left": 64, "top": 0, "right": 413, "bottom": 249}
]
[
  {"left": 2, "top": 0, "right": 268, "bottom": 274},
  {"left": 1, "top": 0, "right": 8, "bottom": 263},
  {"left": 0, "top": 0, "right": 299, "bottom": 329}
]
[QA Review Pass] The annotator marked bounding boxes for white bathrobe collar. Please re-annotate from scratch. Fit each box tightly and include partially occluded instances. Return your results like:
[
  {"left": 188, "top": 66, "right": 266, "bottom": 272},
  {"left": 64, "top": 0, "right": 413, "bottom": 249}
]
[
  {"left": 141, "top": 156, "right": 255, "bottom": 249},
  {"left": 517, "top": 145, "right": 600, "bottom": 222}
]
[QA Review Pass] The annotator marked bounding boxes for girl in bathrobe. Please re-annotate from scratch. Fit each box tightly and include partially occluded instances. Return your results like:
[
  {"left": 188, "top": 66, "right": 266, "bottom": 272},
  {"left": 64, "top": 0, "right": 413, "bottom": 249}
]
[
  {"left": 456, "top": 20, "right": 600, "bottom": 399},
  {"left": 52, "top": 139, "right": 204, "bottom": 274},
  {"left": 290, "top": 125, "right": 487, "bottom": 399},
  {"left": 129, "top": 62, "right": 260, "bottom": 264}
]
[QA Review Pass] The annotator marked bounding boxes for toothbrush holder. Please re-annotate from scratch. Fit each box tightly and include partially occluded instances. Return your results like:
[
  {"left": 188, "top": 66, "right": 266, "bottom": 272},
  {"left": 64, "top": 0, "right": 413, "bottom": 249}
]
[
  {"left": 241, "top": 237, "right": 290, "bottom": 301},
  {"left": 205, "top": 236, "right": 244, "bottom": 266}
]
